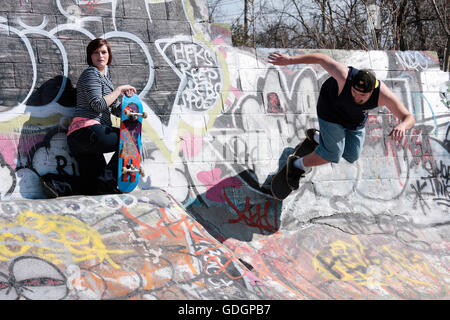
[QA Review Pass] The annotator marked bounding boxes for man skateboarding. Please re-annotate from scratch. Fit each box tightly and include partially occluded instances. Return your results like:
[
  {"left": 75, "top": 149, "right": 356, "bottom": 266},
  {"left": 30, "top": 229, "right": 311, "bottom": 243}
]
[{"left": 268, "top": 51, "right": 415, "bottom": 191}]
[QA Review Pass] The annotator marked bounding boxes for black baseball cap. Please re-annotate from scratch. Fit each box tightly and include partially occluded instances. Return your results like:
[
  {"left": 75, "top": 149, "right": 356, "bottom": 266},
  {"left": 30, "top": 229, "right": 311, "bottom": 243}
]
[{"left": 352, "top": 69, "right": 378, "bottom": 93}]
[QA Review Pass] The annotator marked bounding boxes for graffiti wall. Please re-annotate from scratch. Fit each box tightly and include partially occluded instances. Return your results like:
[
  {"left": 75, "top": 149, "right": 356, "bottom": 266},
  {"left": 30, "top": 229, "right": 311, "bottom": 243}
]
[{"left": 0, "top": 0, "right": 449, "bottom": 299}]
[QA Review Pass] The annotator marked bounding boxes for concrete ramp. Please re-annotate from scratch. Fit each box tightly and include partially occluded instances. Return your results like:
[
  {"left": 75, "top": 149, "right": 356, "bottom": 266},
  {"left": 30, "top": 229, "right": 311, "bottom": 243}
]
[
  {"left": 0, "top": 0, "right": 448, "bottom": 299},
  {"left": 0, "top": 189, "right": 265, "bottom": 300},
  {"left": 0, "top": 189, "right": 447, "bottom": 300}
]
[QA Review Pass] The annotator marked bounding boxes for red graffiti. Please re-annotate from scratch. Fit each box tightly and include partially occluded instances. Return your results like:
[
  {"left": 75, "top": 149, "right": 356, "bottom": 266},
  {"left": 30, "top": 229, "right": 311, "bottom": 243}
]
[
  {"left": 367, "top": 112, "right": 435, "bottom": 187},
  {"left": 267, "top": 92, "right": 283, "bottom": 113},
  {"left": 224, "top": 190, "right": 279, "bottom": 235}
]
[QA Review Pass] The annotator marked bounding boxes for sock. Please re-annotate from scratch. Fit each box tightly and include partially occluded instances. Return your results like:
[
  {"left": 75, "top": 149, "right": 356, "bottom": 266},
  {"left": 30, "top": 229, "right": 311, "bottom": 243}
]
[
  {"left": 314, "top": 131, "right": 320, "bottom": 144},
  {"left": 293, "top": 157, "right": 306, "bottom": 170}
]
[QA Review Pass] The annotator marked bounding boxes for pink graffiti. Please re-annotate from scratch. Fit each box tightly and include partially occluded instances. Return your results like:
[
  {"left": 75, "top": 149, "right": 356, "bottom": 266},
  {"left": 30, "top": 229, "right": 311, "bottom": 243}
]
[
  {"left": 197, "top": 168, "right": 242, "bottom": 203},
  {"left": 19, "top": 0, "right": 31, "bottom": 6},
  {"left": 225, "top": 86, "right": 244, "bottom": 107},
  {"left": 367, "top": 115, "right": 383, "bottom": 142},
  {"left": 218, "top": 46, "right": 227, "bottom": 59},
  {"left": 230, "top": 86, "right": 243, "bottom": 100},
  {"left": 83, "top": 0, "right": 102, "bottom": 13},
  {"left": 212, "top": 38, "right": 228, "bottom": 59},
  {"left": 179, "top": 132, "right": 204, "bottom": 159},
  {"left": 0, "top": 142, "right": 19, "bottom": 169},
  {"left": 0, "top": 135, "right": 46, "bottom": 169}
]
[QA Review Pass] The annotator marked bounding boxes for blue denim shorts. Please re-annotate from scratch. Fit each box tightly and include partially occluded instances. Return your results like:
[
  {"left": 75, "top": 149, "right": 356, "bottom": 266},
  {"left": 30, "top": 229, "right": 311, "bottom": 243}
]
[{"left": 314, "top": 117, "right": 365, "bottom": 163}]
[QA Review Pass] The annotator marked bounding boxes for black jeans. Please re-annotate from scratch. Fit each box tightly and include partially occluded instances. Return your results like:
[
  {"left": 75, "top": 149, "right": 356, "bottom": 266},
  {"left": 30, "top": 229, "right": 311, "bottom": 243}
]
[{"left": 67, "top": 124, "right": 120, "bottom": 195}]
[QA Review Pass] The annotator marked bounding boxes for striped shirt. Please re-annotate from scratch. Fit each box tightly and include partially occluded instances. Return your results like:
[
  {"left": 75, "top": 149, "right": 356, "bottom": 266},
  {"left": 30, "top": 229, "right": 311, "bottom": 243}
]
[{"left": 73, "top": 66, "right": 122, "bottom": 127}]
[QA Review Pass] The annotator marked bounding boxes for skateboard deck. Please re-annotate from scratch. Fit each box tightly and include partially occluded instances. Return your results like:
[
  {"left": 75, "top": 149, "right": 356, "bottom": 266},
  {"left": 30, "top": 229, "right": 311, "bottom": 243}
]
[
  {"left": 270, "top": 137, "right": 316, "bottom": 200},
  {"left": 117, "top": 94, "right": 146, "bottom": 193}
]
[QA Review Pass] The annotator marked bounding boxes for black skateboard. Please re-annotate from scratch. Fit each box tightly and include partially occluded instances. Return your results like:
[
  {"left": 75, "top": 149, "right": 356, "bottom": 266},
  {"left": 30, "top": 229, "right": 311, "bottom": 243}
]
[{"left": 270, "top": 137, "right": 317, "bottom": 200}]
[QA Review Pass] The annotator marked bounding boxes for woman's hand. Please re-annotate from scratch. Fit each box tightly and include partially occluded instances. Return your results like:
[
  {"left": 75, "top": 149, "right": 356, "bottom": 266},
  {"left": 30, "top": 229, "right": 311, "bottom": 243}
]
[
  {"left": 105, "top": 85, "right": 137, "bottom": 107},
  {"left": 118, "top": 85, "right": 136, "bottom": 97}
]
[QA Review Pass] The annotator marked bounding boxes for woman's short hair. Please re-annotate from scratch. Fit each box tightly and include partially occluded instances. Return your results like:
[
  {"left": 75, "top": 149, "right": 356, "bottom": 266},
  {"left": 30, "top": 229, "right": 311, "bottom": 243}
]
[{"left": 86, "top": 38, "right": 112, "bottom": 66}]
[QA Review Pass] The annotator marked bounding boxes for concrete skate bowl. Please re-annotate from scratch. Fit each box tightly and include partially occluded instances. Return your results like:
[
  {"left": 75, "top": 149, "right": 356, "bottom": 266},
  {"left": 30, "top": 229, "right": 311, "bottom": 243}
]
[{"left": 0, "top": 0, "right": 448, "bottom": 299}]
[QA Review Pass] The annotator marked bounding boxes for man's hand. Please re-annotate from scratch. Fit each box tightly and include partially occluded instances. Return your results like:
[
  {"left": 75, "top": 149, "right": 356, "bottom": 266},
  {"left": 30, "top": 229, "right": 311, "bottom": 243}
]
[
  {"left": 268, "top": 52, "right": 292, "bottom": 66},
  {"left": 268, "top": 52, "right": 348, "bottom": 92},
  {"left": 379, "top": 82, "right": 415, "bottom": 140},
  {"left": 388, "top": 123, "right": 407, "bottom": 141}
]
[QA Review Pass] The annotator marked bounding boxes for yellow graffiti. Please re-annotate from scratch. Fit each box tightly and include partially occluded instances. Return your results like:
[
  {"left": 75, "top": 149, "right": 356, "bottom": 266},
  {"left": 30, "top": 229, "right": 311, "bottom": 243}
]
[
  {"left": 0, "top": 211, "right": 130, "bottom": 268},
  {"left": 313, "top": 236, "right": 436, "bottom": 288},
  {"left": 0, "top": 113, "right": 66, "bottom": 135},
  {"left": 132, "top": 0, "right": 231, "bottom": 163}
]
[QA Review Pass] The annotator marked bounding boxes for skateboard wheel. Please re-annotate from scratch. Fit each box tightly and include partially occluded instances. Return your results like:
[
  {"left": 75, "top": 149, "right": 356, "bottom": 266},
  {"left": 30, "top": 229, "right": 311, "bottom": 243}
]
[
  {"left": 122, "top": 167, "right": 128, "bottom": 175},
  {"left": 139, "top": 167, "right": 145, "bottom": 176},
  {"left": 142, "top": 112, "right": 147, "bottom": 119},
  {"left": 124, "top": 110, "right": 131, "bottom": 117}
]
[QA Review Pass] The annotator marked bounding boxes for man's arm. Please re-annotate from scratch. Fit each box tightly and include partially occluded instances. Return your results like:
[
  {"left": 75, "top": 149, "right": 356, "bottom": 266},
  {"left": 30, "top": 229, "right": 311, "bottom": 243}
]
[
  {"left": 268, "top": 52, "right": 348, "bottom": 91},
  {"left": 378, "top": 82, "right": 415, "bottom": 141}
]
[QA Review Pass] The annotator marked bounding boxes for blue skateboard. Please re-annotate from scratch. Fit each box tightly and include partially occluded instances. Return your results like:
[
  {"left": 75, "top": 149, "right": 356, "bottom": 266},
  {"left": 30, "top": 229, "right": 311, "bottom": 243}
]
[{"left": 117, "top": 94, "right": 147, "bottom": 193}]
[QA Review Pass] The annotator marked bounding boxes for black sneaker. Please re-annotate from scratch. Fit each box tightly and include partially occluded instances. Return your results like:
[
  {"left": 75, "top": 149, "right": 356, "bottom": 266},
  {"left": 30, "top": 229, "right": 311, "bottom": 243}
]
[
  {"left": 40, "top": 175, "right": 59, "bottom": 198},
  {"left": 305, "top": 128, "right": 320, "bottom": 147},
  {"left": 96, "top": 177, "right": 122, "bottom": 195},
  {"left": 40, "top": 174, "right": 74, "bottom": 198},
  {"left": 286, "top": 155, "right": 311, "bottom": 190}
]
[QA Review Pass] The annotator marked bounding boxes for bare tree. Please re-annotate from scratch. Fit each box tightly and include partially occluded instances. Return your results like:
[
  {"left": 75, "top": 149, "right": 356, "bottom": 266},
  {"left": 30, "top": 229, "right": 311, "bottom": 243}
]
[
  {"left": 207, "top": 0, "right": 224, "bottom": 23},
  {"left": 429, "top": 0, "right": 450, "bottom": 70},
  {"left": 208, "top": 0, "right": 450, "bottom": 70}
]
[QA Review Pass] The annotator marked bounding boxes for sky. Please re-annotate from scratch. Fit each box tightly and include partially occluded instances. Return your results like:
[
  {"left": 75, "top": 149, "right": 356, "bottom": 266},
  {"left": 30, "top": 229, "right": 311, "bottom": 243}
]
[
  {"left": 206, "top": 0, "right": 246, "bottom": 24},
  {"left": 206, "top": 0, "right": 294, "bottom": 25},
  {"left": 205, "top": 0, "right": 326, "bottom": 31},
  {"left": 206, "top": 0, "right": 381, "bottom": 33}
]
